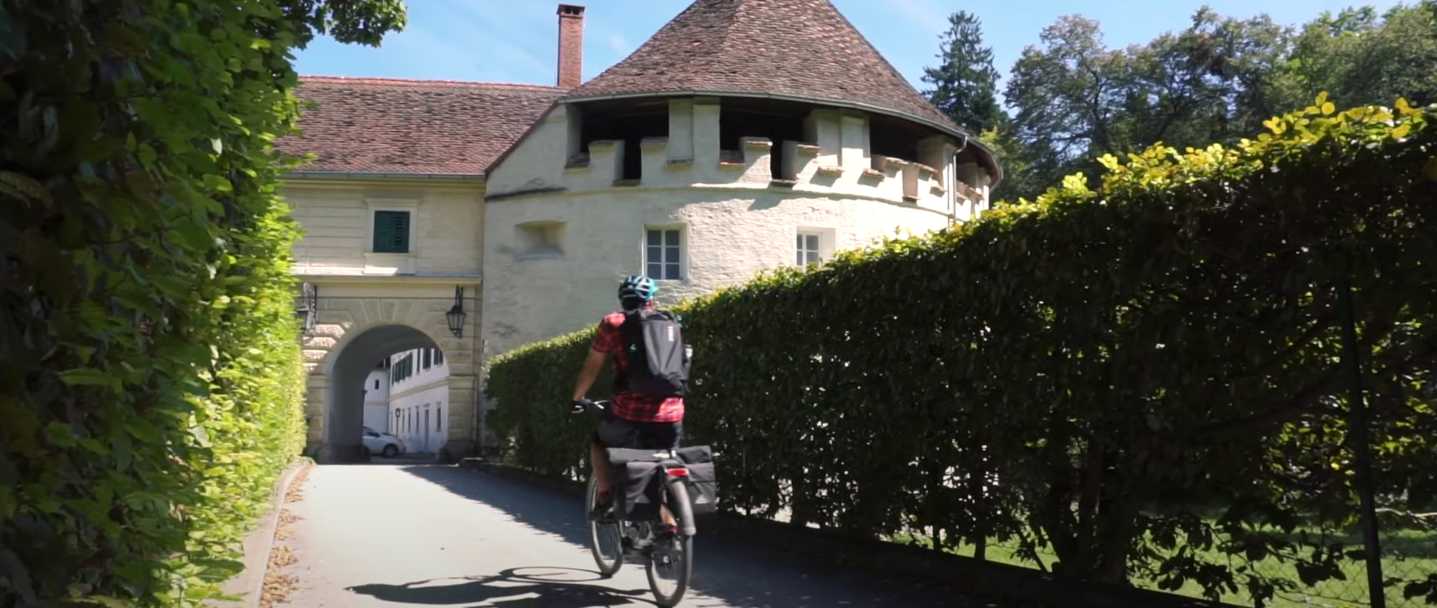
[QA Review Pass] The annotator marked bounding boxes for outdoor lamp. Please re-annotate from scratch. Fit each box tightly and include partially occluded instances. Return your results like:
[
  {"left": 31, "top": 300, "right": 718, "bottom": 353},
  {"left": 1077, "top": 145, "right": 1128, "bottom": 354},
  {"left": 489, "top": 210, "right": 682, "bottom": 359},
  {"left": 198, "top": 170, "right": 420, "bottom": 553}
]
[
  {"left": 296, "top": 282, "right": 317, "bottom": 335},
  {"left": 446, "top": 286, "right": 466, "bottom": 338}
]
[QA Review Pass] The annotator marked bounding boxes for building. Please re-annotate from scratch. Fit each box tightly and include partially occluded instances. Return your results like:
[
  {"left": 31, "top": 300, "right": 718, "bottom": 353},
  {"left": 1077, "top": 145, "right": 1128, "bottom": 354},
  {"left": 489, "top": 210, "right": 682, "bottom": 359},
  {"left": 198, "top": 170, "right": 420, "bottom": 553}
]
[
  {"left": 386, "top": 347, "right": 449, "bottom": 454},
  {"left": 362, "top": 364, "right": 389, "bottom": 432},
  {"left": 280, "top": 0, "right": 1002, "bottom": 462}
]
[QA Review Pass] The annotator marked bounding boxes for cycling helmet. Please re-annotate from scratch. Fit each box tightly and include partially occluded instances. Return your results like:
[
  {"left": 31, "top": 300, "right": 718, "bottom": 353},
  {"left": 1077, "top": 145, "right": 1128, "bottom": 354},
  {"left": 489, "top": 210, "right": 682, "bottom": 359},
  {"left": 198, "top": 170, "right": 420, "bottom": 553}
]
[{"left": 618, "top": 275, "right": 657, "bottom": 309}]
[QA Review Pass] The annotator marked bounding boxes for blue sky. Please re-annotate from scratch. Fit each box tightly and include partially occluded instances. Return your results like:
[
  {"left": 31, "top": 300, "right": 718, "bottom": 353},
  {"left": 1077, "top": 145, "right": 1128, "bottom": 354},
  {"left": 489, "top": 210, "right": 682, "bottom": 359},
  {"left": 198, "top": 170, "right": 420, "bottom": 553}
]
[{"left": 295, "top": 0, "right": 1404, "bottom": 92}]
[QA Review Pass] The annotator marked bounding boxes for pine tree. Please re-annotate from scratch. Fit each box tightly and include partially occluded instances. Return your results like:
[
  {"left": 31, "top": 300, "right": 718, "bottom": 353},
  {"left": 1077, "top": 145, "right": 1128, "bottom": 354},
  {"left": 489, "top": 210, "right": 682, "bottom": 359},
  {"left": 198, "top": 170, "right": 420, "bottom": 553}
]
[{"left": 923, "top": 11, "right": 1005, "bottom": 134}]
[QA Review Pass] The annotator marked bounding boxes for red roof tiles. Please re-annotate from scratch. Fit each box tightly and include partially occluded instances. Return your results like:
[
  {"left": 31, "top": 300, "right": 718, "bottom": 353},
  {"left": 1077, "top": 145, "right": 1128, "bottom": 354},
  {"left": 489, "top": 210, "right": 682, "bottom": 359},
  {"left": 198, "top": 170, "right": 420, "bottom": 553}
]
[
  {"left": 565, "top": 0, "right": 966, "bottom": 136},
  {"left": 280, "top": 76, "right": 564, "bottom": 177}
]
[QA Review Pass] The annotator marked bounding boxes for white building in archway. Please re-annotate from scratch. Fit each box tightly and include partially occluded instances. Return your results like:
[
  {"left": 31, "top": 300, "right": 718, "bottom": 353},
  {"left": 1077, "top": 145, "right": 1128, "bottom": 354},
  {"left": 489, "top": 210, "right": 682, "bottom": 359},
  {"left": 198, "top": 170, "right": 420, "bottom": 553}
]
[
  {"left": 386, "top": 347, "right": 449, "bottom": 455},
  {"left": 279, "top": 0, "right": 1003, "bottom": 462},
  {"left": 362, "top": 366, "right": 389, "bottom": 432}
]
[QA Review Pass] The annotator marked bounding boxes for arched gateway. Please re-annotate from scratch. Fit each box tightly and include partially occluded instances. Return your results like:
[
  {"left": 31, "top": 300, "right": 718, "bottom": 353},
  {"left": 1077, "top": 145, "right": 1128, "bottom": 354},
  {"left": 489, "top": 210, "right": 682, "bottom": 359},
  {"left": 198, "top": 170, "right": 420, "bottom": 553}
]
[{"left": 299, "top": 285, "right": 480, "bottom": 463}]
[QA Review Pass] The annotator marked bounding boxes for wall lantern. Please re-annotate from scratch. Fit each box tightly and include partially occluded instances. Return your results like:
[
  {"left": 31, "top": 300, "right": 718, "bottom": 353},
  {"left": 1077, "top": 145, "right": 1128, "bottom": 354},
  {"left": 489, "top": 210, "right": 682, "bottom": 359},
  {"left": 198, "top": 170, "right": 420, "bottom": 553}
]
[
  {"left": 446, "top": 286, "right": 466, "bottom": 338},
  {"left": 295, "top": 282, "right": 317, "bottom": 335}
]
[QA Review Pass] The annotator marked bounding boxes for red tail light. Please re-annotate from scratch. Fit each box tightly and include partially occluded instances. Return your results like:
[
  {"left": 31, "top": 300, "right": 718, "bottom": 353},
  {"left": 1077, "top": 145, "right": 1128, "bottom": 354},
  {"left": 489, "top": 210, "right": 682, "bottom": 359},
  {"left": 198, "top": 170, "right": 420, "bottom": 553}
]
[{"left": 665, "top": 467, "right": 690, "bottom": 478}]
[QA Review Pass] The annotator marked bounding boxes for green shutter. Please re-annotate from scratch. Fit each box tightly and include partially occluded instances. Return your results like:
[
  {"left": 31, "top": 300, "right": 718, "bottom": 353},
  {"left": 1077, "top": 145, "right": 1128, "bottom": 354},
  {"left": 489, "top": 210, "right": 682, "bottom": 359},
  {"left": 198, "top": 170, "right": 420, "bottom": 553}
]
[{"left": 373, "top": 211, "right": 410, "bottom": 253}]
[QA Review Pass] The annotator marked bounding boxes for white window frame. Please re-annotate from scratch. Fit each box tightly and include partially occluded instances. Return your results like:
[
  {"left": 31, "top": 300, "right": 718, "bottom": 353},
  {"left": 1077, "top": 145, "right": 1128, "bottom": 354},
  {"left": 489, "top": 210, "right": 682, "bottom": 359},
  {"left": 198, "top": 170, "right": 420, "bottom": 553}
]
[
  {"left": 795, "top": 227, "right": 835, "bottom": 267},
  {"left": 797, "top": 231, "right": 822, "bottom": 266},
  {"left": 643, "top": 225, "right": 686, "bottom": 281}
]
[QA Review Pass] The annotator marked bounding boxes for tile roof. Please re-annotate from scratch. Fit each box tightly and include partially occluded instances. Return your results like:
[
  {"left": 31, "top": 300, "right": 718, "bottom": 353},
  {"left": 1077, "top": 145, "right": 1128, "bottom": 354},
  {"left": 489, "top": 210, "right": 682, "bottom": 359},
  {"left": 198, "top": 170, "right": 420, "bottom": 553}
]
[
  {"left": 564, "top": 0, "right": 966, "bottom": 136},
  {"left": 280, "top": 76, "right": 565, "bottom": 177}
]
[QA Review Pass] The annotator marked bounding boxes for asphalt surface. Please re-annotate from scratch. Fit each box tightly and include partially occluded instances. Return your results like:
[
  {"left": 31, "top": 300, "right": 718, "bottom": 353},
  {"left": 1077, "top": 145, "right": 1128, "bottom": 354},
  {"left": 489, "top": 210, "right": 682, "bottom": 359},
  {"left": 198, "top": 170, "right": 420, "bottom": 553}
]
[{"left": 277, "top": 464, "right": 978, "bottom": 607}]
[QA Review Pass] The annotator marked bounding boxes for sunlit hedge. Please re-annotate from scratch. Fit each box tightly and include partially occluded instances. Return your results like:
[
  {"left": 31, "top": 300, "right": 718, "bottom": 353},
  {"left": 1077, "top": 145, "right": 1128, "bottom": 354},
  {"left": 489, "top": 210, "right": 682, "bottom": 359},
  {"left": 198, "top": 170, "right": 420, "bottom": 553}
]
[
  {"left": 0, "top": 1, "right": 401, "bottom": 605},
  {"left": 486, "top": 96, "right": 1437, "bottom": 604}
]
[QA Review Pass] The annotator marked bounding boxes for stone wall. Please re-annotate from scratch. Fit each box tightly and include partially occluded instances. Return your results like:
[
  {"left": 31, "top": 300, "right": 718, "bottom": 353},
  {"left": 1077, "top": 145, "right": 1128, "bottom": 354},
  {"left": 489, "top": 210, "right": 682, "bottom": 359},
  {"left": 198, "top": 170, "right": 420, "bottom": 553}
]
[{"left": 481, "top": 187, "right": 952, "bottom": 358}]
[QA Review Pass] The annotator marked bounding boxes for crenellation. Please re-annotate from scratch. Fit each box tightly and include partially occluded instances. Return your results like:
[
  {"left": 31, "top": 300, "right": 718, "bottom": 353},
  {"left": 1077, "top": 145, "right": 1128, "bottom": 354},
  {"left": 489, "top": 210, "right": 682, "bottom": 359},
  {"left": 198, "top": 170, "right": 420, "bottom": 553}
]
[
  {"left": 563, "top": 139, "right": 623, "bottom": 190},
  {"left": 667, "top": 98, "right": 695, "bottom": 163},
  {"left": 735, "top": 137, "right": 774, "bottom": 183},
  {"left": 782, "top": 142, "right": 821, "bottom": 181},
  {"left": 803, "top": 109, "right": 842, "bottom": 169},
  {"left": 839, "top": 112, "right": 870, "bottom": 172},
  {"left": 640, "top": 137, "right": 669, "bottom": 186},
  {"left": 693, "top": 98, "right": 722, "bottom": 176}
]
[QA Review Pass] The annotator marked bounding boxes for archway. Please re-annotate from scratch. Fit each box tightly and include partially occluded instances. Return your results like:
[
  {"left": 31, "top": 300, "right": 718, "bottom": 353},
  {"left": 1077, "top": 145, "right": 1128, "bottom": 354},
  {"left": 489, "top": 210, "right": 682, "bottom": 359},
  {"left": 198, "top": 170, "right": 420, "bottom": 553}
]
[
  {"left": 298, "top": 284, "right": 481, "bottom": 464},
  {"left": 323, "top": 324, "right": 440, "bottom": 462}
]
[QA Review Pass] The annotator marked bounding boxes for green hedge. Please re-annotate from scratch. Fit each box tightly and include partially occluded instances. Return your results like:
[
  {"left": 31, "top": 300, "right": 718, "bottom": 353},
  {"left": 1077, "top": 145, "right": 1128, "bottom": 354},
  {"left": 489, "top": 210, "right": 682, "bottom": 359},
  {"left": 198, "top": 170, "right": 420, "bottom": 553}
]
[
  {"left": 485, "top": 96, "right": 1437, "bottom": 604},
  {"left": 0, "top": 1, "right": 401, "bottom": 606}
]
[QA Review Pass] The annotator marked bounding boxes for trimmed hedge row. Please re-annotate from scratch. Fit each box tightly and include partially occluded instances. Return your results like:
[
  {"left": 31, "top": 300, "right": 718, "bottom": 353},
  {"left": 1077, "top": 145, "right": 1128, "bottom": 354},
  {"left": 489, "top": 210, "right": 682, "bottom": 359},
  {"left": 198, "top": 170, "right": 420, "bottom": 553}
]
[
  {"left": 486, "top": 96, "right": 1437, "bottom": 604},
  {"left": 0, "top": 1, "right": 401, "bottom": 606}
]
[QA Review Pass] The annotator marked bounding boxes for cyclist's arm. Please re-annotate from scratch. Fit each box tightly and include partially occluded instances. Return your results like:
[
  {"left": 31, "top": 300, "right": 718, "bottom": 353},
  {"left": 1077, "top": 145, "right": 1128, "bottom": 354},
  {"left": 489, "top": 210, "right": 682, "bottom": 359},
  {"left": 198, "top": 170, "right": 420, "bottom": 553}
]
[{"left": 570, "top": 348, "right": 607, "bottom": 401}]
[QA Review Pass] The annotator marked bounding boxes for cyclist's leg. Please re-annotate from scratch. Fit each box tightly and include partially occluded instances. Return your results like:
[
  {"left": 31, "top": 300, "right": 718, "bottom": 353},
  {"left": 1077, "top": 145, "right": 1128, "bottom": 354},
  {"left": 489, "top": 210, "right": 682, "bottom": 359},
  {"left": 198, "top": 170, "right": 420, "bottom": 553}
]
[{"left": 593, "top": 414, "right": 640, "bottom": 499}]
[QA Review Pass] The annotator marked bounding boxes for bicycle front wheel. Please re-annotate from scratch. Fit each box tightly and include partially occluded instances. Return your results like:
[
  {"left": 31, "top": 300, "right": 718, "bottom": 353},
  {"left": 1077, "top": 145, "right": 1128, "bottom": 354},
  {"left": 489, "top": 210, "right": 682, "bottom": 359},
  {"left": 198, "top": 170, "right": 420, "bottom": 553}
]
[
  {"left": 586, "top": 476, "right": 624, "bottom": 577},
  {"left": 647, "top": 480, "right": 694, "bottom": 607}
]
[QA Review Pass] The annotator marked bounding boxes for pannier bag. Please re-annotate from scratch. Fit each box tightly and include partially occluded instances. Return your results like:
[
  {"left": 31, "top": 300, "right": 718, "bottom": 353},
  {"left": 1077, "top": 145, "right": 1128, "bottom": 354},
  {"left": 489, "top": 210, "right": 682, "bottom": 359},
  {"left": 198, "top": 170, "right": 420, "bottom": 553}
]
[
  {"left": 676, "top": 446, "right": 720, "bottom": 515},
  {"left": 605, "top": 446, "right": 720, "bottom": 518},
  {"left": 606, "top": 448, "right": 663, "bottom": 520}
]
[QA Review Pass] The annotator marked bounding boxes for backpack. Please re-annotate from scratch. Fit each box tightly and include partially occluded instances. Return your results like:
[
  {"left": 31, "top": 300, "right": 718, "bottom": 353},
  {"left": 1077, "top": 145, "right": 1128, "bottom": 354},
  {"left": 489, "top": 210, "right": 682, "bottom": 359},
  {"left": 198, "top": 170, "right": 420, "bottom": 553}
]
[{"left": 618, "top": 309, "right": 689, "bottom": 397}]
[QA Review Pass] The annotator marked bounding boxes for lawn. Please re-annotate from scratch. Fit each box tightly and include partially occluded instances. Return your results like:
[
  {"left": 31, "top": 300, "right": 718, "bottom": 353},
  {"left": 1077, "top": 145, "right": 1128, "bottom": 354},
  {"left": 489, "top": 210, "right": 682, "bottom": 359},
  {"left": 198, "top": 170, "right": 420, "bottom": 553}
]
[{"left": 892, "top": 527, "right": 1436, "bottom": 608}]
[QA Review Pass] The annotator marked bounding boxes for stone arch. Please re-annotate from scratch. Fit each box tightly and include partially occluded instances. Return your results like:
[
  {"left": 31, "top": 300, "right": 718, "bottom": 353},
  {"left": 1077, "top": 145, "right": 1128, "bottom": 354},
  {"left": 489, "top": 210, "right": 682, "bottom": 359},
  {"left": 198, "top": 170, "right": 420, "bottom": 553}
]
[{"left": 300, "top": 290, "right": 479, "bottom": 463}]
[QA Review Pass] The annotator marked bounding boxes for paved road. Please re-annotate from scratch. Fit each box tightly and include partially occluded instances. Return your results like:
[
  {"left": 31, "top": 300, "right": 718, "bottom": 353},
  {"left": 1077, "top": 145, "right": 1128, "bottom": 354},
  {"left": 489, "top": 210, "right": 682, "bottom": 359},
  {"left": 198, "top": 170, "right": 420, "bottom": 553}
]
[{"left": 277, "top": 464, "right": 978, "bottom": 607}]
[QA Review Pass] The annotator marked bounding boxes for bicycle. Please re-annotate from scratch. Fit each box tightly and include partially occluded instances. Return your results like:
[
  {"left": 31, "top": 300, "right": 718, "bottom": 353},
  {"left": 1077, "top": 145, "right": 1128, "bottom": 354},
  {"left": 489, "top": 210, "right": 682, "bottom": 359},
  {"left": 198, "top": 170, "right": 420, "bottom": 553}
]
[{"left": 572, "top": 399, "right": 696, "bottom": 607}]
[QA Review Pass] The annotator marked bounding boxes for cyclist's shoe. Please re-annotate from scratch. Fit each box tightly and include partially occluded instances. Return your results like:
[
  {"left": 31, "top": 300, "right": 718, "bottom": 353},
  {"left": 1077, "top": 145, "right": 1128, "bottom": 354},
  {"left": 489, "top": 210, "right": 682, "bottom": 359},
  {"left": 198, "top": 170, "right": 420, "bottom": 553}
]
[{"left": 588, "top": 490, "right": 614, "bottom": 521}]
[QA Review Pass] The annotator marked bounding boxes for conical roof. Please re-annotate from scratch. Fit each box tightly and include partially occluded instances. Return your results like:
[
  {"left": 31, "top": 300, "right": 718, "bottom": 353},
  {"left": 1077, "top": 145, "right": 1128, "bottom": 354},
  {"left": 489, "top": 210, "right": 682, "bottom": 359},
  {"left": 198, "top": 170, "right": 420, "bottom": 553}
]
[{"left": 565, "top": 0, "right": 968, "bottom": 139}]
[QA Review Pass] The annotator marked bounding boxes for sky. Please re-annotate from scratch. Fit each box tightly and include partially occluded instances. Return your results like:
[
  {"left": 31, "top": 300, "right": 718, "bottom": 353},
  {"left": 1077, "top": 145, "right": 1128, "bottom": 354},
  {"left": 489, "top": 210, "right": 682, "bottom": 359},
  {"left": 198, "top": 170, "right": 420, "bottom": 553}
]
[{"left": 295, "top": 0, "right": 1406, "bottom": 93}]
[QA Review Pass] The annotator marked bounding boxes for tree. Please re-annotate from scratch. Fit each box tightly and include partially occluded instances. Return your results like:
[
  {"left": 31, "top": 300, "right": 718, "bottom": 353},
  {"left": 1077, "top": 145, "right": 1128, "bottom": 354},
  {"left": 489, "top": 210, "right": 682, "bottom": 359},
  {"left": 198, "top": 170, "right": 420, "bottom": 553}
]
[
  {"left": 998, "top": 5, "right": 1437, "bottom": 203},
  {"left": 0, "top": 1, "right": 403, "bottom": 605},
  {"left": 1001, "top": 16, "right": 1123, "bottom": 201},
  {"left": 923, "top": 11, "right": 1005, "bottom": 134},
  {"left": 1278, "top": 4, "right": 1437, "bottom": 109}
]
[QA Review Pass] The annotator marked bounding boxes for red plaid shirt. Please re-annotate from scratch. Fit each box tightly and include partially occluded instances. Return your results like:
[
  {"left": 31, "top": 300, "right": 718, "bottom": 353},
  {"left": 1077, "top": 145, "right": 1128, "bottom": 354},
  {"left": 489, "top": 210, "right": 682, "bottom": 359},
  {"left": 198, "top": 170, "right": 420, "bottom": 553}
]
[{"left": 591, "top": 310, "right": 685, "bottom": 423}]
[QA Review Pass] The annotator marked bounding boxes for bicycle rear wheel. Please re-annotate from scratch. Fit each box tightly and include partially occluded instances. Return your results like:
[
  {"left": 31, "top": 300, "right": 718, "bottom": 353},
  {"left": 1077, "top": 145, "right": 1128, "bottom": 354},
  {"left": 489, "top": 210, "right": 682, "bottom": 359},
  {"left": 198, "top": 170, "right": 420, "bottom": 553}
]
[
  {"left": 646, "top": 480, "right": 694, "bottom": 607},
  {"left": 586, "top": 476, "right": 624, "bottom": 577}
]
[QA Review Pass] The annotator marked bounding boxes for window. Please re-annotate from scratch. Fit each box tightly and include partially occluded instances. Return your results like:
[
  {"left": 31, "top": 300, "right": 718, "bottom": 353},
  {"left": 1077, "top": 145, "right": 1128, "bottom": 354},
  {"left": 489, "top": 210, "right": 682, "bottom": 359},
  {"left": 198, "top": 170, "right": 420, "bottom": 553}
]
[
  {"left": 372, "top": 210, "right": 411, "bottom": 253},
  {"left": 645, "top": 228, "right": 682, "bottom": 280},
  {"left": 797, "top": 232, "right": 821, "bottom": 266},
  {"left": 436, "top": 406, "right": 443, "bottom": 431},
  {"left": 423, "top": 349, "right": 432, "bottom": 370},
  {"left": 435, "top": 349, "right": 444, "bottom": 366},
  {"left": 373, "top": 379, "right": 380, "bottom": 390}
]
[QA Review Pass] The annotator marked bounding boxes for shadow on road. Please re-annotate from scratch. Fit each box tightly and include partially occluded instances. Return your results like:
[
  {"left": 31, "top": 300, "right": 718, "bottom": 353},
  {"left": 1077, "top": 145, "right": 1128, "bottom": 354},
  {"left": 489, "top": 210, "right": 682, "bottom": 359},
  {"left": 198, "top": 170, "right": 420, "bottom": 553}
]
[
  {"left": 401, "top": 465, "right": 592, "bottom": 546},
  {"left": 349, "top": 566, "right": 654, "bottom": 607},
  {"left": 395, "top": 465, "right": 980, "bottom": 608}
]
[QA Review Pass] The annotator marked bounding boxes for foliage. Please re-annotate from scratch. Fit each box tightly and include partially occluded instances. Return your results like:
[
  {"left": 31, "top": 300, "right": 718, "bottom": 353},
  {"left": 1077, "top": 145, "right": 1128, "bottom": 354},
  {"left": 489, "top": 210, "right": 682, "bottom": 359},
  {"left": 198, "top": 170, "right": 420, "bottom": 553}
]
[
  {"left": 485, "top": 331, "right": 612, "bottom": 479},
  {"left": 991, "top": 3, "right": 1437, "bottom": 202},
  {"left": 0, "top": 0, "right": 402, "bottom": 606},
  {"left": 1279, "top": 4, "right": 1437, "bottom": 111},
  {"left": 486, "top": 96, "right": 1437, "bottom": 604},
  {"left": 923, "top": 10, "right": 1005, "bottom": 135}
]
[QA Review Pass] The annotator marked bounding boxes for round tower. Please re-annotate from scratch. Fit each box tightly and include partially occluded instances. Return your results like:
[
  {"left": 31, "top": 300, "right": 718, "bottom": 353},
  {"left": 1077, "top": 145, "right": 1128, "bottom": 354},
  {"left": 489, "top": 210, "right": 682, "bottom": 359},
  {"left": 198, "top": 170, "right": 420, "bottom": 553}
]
[{"left": 482, "top": 0, "right": 1002, "bottom": 355}]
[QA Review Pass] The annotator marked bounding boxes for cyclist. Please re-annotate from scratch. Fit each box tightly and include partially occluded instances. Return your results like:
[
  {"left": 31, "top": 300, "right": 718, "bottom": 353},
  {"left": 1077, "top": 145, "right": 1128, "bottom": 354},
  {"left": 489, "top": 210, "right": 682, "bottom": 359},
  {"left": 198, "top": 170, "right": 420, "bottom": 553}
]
[{"left": 571, "top": 275, "right": 684, "bottom": 531}]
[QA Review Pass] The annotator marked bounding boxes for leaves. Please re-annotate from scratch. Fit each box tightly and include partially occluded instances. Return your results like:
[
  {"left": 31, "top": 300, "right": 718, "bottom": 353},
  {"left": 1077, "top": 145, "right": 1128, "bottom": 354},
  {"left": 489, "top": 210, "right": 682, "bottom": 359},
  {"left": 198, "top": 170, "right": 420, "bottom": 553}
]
[
  {"left": 490, "top": 98, "right": 1436, "bottom": 601},
  {"left": 1, "top": 1, "right": 403, "bottom": 606}
]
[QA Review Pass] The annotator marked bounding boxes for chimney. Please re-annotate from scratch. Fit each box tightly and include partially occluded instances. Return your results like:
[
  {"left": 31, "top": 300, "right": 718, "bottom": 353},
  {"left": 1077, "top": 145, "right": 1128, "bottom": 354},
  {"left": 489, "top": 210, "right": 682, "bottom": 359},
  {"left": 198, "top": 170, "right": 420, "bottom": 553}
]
[{"left": 557, "top": 4, "right": 585, "bottom": 88}]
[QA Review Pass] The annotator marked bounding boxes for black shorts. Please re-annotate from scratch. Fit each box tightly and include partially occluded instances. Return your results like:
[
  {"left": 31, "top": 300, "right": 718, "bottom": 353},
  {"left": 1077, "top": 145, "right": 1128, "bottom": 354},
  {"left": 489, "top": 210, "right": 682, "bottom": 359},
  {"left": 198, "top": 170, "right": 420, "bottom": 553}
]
[{"left": 593, "top": 412, "right": 682, "bottom": 450}]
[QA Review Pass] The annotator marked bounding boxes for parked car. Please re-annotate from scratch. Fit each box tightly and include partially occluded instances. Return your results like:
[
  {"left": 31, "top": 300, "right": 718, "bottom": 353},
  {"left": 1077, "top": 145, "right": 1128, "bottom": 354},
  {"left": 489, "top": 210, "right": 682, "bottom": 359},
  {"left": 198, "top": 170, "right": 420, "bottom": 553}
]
[{"left": 361, "top": 426, "right": 405, "bottom": 458}]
